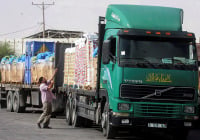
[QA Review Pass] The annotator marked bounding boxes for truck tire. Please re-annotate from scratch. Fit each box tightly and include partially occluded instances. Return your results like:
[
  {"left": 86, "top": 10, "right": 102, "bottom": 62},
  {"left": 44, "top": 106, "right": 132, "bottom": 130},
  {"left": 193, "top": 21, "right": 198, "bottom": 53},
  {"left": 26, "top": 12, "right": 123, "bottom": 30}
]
[
  {"left": 13, "top": 91, "right": 25, "bottom": 113},
  {"left": 71, "top": 98, "right": 82, "bottom": 127},
  {"left": 102, "top": 102, "right": 116, "bottom": 139},
  {"left": 65, "top": 98, "right": 72, "bottom": 125},
  {"left": 7, "top": 91, "right": 13, "bottom": 112}
]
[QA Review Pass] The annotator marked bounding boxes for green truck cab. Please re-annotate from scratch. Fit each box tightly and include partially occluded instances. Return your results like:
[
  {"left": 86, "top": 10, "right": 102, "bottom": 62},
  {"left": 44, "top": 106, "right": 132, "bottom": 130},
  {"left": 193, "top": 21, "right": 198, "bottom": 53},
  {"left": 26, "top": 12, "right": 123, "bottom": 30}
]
[{"left": 98, "top": 4, "right": 199, "bottom": 139}]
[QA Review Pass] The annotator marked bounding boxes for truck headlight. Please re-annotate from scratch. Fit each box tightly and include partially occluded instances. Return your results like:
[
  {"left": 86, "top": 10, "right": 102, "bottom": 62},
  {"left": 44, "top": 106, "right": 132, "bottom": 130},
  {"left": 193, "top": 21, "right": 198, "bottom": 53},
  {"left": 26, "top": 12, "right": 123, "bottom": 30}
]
[
  {"left": 184, "top": 106, "right": 195, "bottom": 114},
  {"left": 118, "top": 103, "right": 130, "bottom": 111}
]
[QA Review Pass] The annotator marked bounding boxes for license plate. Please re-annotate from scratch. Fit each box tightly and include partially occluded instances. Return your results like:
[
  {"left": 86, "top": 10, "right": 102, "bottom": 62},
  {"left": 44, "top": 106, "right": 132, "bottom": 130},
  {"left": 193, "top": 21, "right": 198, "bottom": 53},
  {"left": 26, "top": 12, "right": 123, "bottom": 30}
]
[{"left": 148, "top": 123, "right": 167, "bottom": 128}]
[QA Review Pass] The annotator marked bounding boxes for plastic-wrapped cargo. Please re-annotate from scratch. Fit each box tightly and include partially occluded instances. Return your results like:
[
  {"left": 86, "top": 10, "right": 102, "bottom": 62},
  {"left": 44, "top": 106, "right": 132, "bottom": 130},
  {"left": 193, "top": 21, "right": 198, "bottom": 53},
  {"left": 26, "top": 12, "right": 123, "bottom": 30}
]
[
  {"left": 16, "top": 62, "right": 25, "bottom": 83},
  {"left": 66, "top": 33, "right": 98, "bottom": 90},
  {"left": 64, "top": 47, "right": 76, "bottom": 86},
  {"left": 0, "top": 65, "right": 6, "bottom": 82},
  {"left": 35, "top": 63, "right": 45, "bottom": 82},
  {"left": 46, "top": 62, "right": 54, "bottom": 81},
  {"left": 0, "top": 54, "right": 25, "bottom": 83},
  {"left": 31, "top": 63, "right": 37, "bottom": 83},
  {"left": 74, "top": 38, "right": 87, "bottom": 88},
  {"left": 5, "top": 64, "right": 11, "bottom": 82},
  {"left": 31, "top": 52, "right": 55, "bottom": 84},
  {"left": 25, "top": 41, "right": 55, "bottom": 85},
  {"left": 10, "top": 64, "right": 17, "bottom": 82}
]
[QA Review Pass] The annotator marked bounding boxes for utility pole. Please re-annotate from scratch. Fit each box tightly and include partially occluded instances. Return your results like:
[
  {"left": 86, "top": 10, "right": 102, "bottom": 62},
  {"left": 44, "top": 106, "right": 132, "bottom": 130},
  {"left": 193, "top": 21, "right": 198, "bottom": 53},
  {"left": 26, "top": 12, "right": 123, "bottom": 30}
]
[{"left": 32, "top": 1, "right": 54, "bottom": 38}]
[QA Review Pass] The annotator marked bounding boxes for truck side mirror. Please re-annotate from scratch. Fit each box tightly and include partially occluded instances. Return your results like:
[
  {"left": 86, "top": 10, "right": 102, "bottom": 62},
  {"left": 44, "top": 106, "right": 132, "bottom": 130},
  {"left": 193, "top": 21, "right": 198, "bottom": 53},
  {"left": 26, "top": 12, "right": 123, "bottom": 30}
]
[{"left": 102, "top": 40, "right": 111, "bottom": 64}]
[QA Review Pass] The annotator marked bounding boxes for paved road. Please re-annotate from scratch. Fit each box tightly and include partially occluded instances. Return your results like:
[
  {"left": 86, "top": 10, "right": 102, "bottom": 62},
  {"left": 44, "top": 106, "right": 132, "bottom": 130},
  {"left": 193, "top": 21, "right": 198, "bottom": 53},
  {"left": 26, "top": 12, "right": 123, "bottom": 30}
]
[{"left": 0, "top": 108, "right": 199, "bottom": 140}]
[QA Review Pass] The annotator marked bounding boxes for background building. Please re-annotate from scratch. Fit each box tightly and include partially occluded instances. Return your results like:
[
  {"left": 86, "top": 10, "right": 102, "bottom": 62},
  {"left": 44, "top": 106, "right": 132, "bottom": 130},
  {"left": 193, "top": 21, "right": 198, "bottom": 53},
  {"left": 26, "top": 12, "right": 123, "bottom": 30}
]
[{"left": 0, "top": 29, "right": 84, "bottom": 55}]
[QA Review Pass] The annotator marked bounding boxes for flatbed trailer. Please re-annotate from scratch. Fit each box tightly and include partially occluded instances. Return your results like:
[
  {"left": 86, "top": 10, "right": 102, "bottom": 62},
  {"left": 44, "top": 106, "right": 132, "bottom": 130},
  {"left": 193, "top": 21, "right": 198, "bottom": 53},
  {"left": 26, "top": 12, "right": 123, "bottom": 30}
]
[
  {"left": 0, "top": 82, "right": 66, "bottom": 113},
  {"left": 0, "top": 83, "right": 40, "bottom": 112}
]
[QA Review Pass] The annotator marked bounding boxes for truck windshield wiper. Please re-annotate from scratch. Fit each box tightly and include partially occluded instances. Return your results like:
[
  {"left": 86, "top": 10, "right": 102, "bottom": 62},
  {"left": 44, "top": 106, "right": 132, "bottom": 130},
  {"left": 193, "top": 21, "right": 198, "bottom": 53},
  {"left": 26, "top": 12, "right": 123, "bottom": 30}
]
[
  {"left": 141, "top": 87, "right": 175, "bottom": 99},
  {"left": 133, "top": 58, "right": 151, "bottom": 64},
  {"left": 134, "top": 58, "right": 157, "bottom": 68},
  {"left": 162, "top": 57, "right": 193, "bottom": 65}
]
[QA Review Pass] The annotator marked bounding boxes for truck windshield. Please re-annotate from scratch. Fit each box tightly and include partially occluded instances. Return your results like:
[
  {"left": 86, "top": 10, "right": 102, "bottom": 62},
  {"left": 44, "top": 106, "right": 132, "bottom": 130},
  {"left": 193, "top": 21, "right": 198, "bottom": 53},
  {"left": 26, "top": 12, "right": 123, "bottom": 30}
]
[{"left": 119, "top": 36, "right": 197, "bottom": 70}]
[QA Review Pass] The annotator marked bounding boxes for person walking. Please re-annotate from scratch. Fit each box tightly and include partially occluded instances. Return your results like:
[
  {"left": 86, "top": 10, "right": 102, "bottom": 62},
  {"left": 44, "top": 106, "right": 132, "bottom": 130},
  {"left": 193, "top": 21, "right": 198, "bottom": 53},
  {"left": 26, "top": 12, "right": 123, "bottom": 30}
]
[{"left": 37, "top": 68, "right": 58, "bottom": 129}]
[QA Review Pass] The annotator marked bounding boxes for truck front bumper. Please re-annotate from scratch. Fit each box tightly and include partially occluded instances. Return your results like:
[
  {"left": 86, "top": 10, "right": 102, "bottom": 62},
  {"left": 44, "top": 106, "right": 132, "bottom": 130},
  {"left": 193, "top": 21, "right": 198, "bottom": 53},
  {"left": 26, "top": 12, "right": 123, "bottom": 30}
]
[{"left": 110, "top": 114, "right": 199, "bottom": 129}]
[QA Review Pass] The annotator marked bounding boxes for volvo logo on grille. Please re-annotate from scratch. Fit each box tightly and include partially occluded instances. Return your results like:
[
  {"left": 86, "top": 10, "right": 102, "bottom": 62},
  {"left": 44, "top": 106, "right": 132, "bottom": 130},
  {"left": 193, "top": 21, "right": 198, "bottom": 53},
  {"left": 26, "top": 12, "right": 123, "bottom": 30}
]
[{"left": 155, "top": 90, "right": 162, "bottom": 96}]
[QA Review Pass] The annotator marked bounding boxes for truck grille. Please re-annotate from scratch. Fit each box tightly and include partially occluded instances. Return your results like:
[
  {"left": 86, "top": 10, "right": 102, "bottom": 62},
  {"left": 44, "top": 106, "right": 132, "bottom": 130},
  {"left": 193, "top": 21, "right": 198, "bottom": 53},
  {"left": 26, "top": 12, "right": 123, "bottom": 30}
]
[
  {"left": 134, "top": 103, "right": 182, "bottom": 119},
  {"left": 120, "top": 84, "right": 195, "bottom": 102}
]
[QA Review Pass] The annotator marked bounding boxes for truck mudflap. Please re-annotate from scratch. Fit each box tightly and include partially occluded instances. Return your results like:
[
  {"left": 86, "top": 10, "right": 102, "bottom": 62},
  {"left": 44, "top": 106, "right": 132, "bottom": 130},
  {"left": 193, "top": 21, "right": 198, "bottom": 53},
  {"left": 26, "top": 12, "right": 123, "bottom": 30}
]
[{"left": 110, "top": 115, "right": 199, "bottom": 129}]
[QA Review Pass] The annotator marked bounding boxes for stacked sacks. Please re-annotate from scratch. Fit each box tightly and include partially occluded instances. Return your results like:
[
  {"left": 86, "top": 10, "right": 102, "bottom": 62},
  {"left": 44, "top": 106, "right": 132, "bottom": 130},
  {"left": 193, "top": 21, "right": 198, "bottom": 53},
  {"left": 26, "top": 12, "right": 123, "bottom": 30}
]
[
  {"left": 0, "top": 52, "right": 54, "bottom": 84},
  {"left": 0, "top": 56, "right": 14, "bottom": 83},
  {"left": 31, "top": 56, "right": 38, "bottom": 83},
  {"left": 6, "top": 55, "right": 16, "bottom": 82},
  {"left": 11, "top": 62, "right": 17, "bottom": 82},
  {"left": 15, "top": 55, "right": 25, "bottom": 83},
  {"left": 0, "top": 55, "right": 25, "bottom": 83},
  {"left": 46, "top": 54, "right": 55, "bottom": 81},
  {"left": 31, "top": 52, "right": 54, "bottom": 83},
  {"left": 0, "top": 56, "right": 9, "bottom": 82}
]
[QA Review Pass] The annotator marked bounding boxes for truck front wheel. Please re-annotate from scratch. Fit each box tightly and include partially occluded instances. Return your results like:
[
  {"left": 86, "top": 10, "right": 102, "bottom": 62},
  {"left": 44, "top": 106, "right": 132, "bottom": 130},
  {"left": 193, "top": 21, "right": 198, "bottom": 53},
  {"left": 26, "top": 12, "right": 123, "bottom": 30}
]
[{"left": 102, "top": 103, "right": 116, "bottom": 139}]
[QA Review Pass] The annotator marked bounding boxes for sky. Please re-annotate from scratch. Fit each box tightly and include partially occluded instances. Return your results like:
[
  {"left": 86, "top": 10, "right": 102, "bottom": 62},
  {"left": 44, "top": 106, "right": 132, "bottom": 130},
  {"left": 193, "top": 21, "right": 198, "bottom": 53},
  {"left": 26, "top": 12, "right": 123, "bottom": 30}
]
[{"left": 0, "top": 0, "right": 199, "bottom": 42}]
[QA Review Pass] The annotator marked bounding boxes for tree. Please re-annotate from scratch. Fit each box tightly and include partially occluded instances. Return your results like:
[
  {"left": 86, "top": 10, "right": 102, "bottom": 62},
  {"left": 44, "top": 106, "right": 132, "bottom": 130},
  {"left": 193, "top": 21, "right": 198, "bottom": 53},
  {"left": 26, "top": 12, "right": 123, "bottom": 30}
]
[{"left": 0, "top": 42, "right": 15, "bottom": 60}]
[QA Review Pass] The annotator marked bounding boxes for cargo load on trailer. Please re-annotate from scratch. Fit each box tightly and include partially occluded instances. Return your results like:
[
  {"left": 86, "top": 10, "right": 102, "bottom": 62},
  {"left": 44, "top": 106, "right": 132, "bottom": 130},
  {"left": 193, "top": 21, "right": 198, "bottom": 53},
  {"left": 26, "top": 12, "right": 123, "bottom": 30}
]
[
  {"left": 64, "top": 34, "right": 98, "bottom": 90},
  {"left": 0, "top": 55, "right": 25, "bottom": 83},
  {"left": 0, "top": 41, "right": 70, "bottom": 113}
]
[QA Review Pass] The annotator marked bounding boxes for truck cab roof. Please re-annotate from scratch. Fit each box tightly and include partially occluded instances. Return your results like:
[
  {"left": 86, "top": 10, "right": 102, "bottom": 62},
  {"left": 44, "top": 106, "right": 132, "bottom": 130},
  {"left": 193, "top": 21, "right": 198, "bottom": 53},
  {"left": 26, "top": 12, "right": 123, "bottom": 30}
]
[{"left": 105, "top": 4, "right": 183, "bottom": 31}]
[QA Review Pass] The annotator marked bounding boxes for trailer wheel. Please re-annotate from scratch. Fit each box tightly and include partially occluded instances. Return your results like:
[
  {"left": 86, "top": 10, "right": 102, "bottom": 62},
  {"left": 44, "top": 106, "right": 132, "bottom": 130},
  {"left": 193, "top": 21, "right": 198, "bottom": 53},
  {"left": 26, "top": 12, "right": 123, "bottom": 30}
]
[
  {"left": 65, "top": 98, "right": 72, "bottom": 125},
  {"left": 102, "top": 102, "right": 116, "bottom": 139},
  {"left": 13, "top": 91, "right": 25, "bottom": 113},
  {"left": 71, "top": 98, "right": 82, "bottom": 127},
  {"left": 7, "top": 91, "right": 13, "bottom": 112}
]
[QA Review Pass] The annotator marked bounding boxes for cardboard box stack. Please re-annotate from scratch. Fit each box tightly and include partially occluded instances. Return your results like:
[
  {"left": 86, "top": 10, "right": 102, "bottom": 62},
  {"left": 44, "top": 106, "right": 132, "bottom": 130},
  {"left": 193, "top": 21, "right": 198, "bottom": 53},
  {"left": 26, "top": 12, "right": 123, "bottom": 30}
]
[
  {"left": 74, "top": 39, "right": 87, "bottom": 88},
  {"left": 64, "top": 48, "right": 76, "bottom": 86},
  {"left": 64, "top": 34, "right": 98, "bottom": 90}
]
